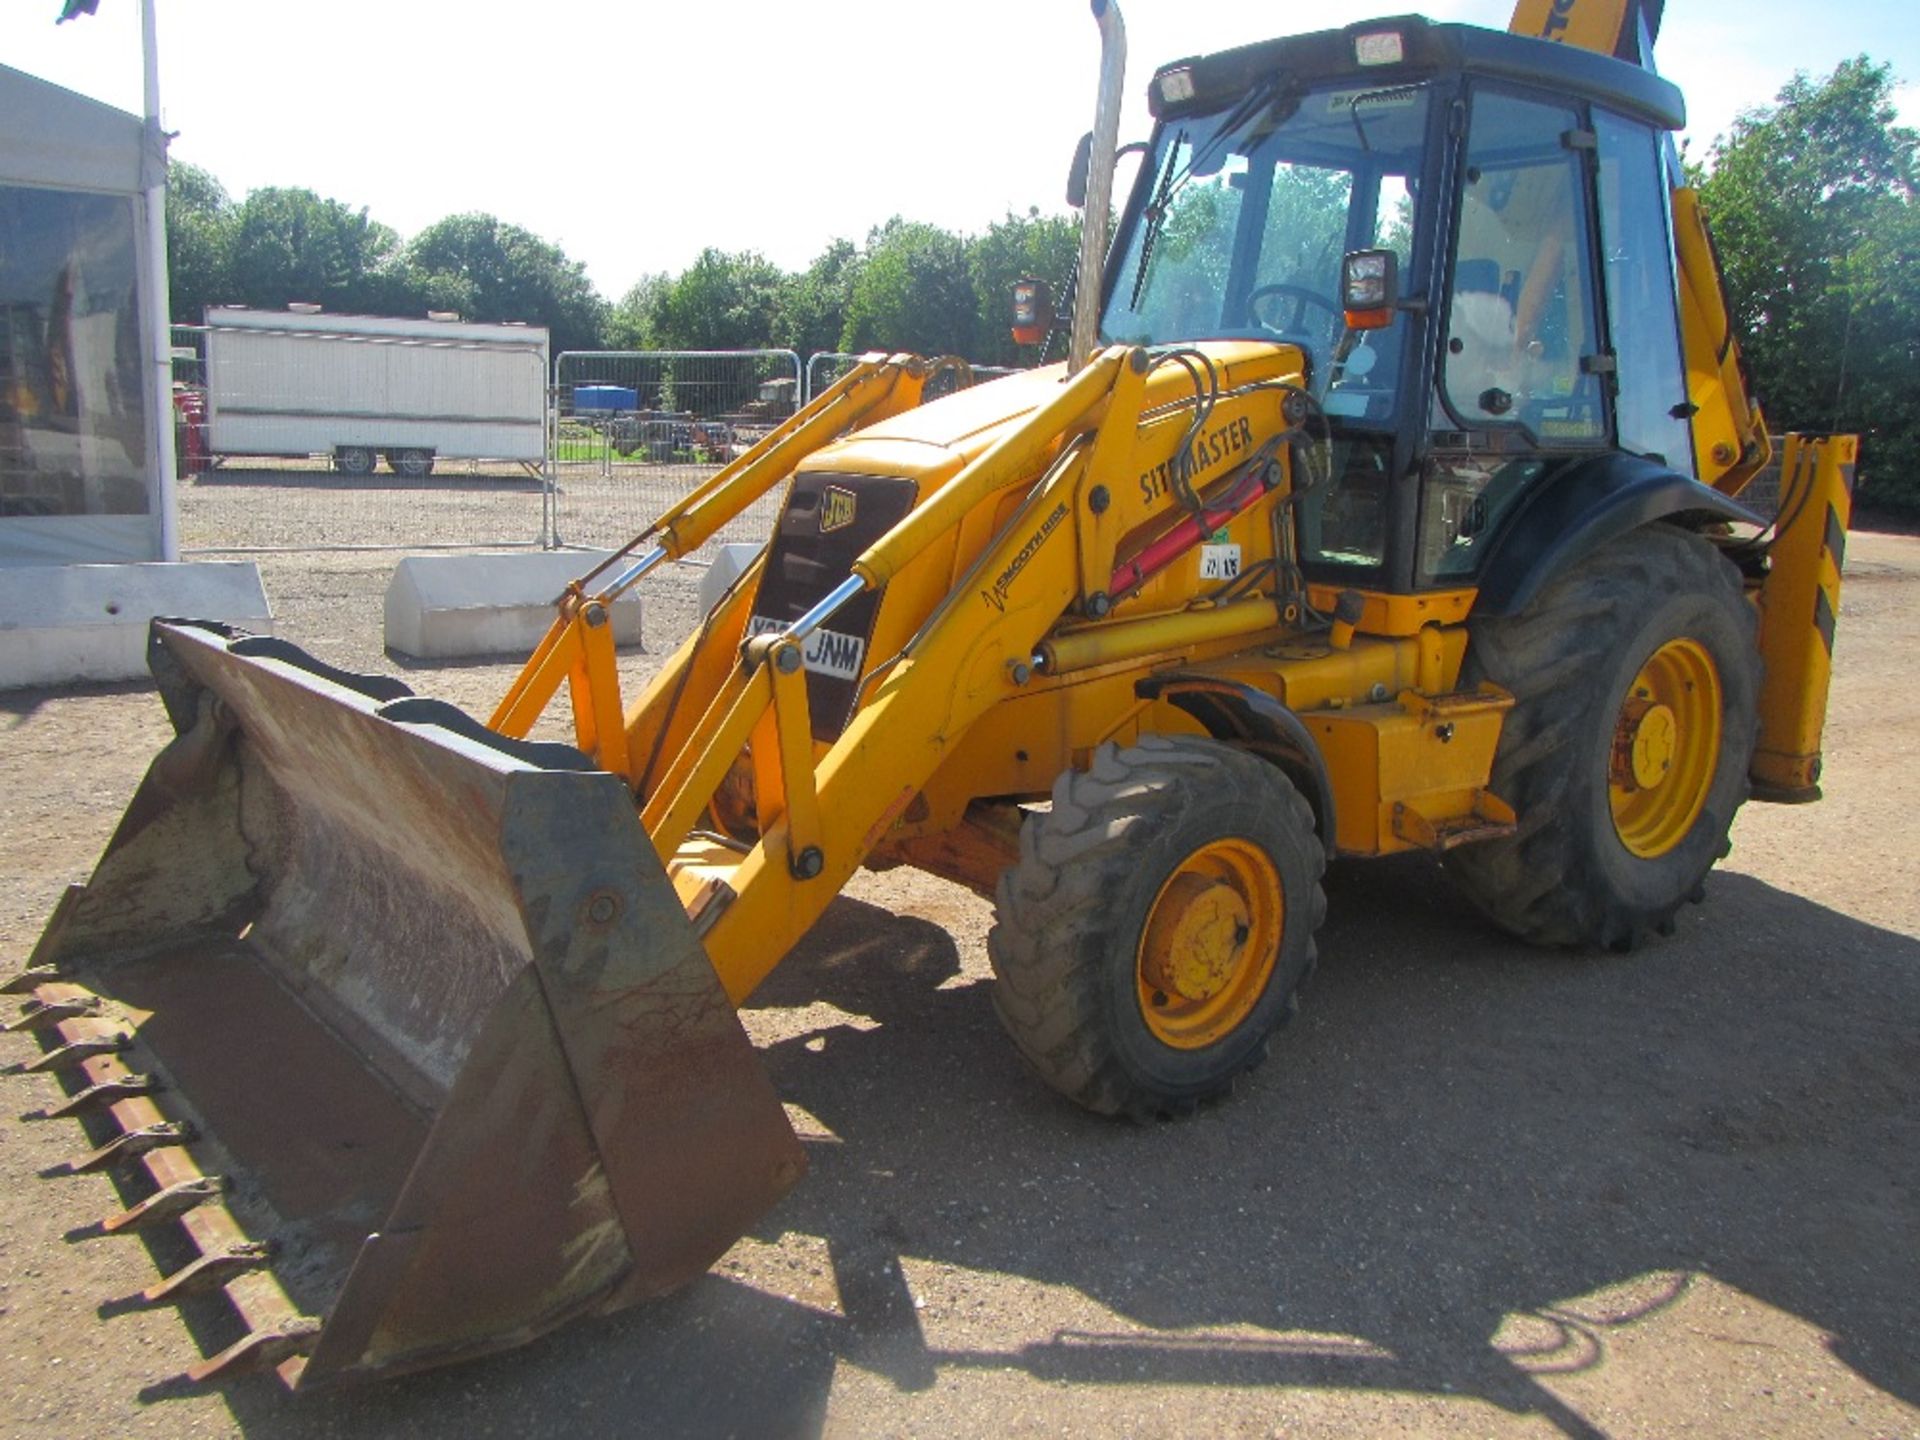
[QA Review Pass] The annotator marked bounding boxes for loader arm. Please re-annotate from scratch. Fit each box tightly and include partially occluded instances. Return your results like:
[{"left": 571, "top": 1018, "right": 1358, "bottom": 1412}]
[
  {"left": 632, "top": 344, "right": 1312, "bottom": 1005},
  {"left": 488, "top": 353, "right": 948, "bottom": 776}
]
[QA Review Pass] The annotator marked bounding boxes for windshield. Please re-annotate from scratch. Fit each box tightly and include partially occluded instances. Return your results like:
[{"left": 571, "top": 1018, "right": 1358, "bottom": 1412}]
[{"left": 1101, "top": 81, "right": 1430, "bottom": 408}]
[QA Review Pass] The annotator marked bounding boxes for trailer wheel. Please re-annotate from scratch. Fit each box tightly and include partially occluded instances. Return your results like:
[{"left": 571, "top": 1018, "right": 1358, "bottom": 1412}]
[
  {"left": 335, "top": 446, "right": 376, "bottom": 477},
  {"left": 1446, "top": 527, "right": 1758, "bottom": 949},
  {"left": 387, "top": 449, "right": 435, "bottom": 480},
  {"left": 989, "top": 736, "right": 1326, "bottom": 1120}
]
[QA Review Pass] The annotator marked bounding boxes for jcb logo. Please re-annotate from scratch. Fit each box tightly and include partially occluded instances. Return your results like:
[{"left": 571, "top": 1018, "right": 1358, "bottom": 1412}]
[{"left": 820, "top": 487, "right": 857, "bottom": 533}]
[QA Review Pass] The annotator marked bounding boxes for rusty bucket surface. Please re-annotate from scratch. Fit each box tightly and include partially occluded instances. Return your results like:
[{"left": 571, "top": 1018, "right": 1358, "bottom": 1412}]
[{"left": 13, "top": 620, "right": 804, "bottom": 1389}]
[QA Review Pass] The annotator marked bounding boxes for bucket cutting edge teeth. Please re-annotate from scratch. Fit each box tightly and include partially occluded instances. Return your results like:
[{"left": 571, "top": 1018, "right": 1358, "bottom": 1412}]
[
  {"left": 25, "top": 1072, "right": 163, "bottom": 1120},
  {"left": 143, "top": 1239, "right": 277, "bottom": 1306},
  {"left": 100, "top": 1175, "right": 228, "bottom": 1234},
  {"left": 181, "top": 1314, "right": 322, "bottom": 1386},
  {"left": 47, "top": 1120, "right": 194, "bottom": 1177},
  {"left": 5, "top": 1032, "right": 131, "bottom": 1075},
  {"left": 6, "top": 995, "right": 102, "bottom": 1032}
]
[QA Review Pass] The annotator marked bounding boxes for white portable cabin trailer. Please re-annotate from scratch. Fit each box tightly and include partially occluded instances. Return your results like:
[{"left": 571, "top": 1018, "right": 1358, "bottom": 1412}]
[{"left": 202, "top": 308, "right": 549, "bottom": 477}]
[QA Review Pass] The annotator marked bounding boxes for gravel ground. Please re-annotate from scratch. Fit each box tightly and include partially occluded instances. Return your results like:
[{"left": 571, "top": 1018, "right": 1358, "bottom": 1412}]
[
  {"left": 176, "top": 458, "right": 779, "bottom": 556},
  {"left": 1, "top": 533, "right": 1915, "bottom": 1439}
]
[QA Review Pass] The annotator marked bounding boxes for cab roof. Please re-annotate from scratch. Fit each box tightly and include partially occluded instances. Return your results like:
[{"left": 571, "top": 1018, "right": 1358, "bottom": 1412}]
[{"left": 1148, "top": 15, "right": 1684, "bottom": 132}]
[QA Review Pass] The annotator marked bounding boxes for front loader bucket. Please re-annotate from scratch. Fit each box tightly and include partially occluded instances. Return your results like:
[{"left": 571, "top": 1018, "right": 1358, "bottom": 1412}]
[{"left": 10, "top": 620, "right": 804, "bottom": 1389}]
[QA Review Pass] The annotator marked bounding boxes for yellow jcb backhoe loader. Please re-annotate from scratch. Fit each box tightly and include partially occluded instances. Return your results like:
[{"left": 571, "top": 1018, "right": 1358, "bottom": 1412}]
[{"left": 6, "top": 0, "right": 1856, "bottom": 1392}]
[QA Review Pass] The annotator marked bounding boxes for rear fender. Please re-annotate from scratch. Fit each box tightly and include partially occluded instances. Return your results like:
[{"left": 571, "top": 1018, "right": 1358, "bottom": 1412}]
[{"left": 1472, "top": 453, "right": 1762, "bottom": 619}]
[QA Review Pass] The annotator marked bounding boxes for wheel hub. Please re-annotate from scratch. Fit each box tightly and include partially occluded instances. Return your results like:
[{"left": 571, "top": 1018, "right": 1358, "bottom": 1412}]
[
  {"left": 1608, "top": 638, "right": 1723, "bottom": 859},
  {"left": 1612, "top": 697, "right": 1679, "bottom": 791},
  {"left": 1135, "top": 837, "right": 1284, "bottom": 1050},
  {"left": 1140, "top": 874, "right": 1250, "bottom": 1003}
]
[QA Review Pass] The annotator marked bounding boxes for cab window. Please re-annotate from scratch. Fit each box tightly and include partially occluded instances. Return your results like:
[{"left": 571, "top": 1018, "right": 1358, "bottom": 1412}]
[{"left": 1595, "top": 109, "right": 1694, "bottom": 473}]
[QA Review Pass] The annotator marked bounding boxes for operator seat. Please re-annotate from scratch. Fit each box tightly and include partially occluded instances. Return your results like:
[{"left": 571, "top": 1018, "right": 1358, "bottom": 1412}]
[{"left": 1446, "top": 258, "right": 1521, "bottom": 421}]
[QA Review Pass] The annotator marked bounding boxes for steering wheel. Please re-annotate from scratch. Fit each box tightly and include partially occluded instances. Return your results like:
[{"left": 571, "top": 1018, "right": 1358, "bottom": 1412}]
[
  {"left": 1246, "top": 283, "right": 1339, "bottom": 334},
  {"left": 1245, "top": 284, "right": 1341, "bottom": 373}
]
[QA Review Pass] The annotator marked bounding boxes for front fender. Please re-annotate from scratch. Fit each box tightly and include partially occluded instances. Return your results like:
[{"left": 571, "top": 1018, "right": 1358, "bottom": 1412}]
[{"left": 1135, "top": 674, "right": 1336, "bottom": 845}]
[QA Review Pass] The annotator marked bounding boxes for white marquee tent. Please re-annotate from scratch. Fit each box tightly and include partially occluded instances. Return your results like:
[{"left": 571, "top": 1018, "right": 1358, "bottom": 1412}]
[
  {"left": 0, "top": 62, "right": 168, "bottom": 567},
  {"left": 0, "top": 62, "right": 266, "bottom": 689}
]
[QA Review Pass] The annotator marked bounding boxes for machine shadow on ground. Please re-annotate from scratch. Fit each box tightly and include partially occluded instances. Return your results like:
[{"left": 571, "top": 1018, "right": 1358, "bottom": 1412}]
[
  {"left": 0, "top": 678, "right": 154, "bottom": 725},
  {"left": 193, "top": 852, "right": 1917, "bottom": 1440}
]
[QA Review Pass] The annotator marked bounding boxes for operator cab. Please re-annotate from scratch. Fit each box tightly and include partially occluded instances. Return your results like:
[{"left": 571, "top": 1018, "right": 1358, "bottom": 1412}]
[{"left": 1100, "top": 16, "right": 1695, "bottom": 596}]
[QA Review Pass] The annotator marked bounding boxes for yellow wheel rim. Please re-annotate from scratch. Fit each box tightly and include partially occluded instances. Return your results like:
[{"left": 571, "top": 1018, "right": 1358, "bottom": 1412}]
[
  {"left": 1136, "top": 838, "right": 1283, "bottom": 1050},
  {"left": 1609, "top": 637, "right": 1722, "bottom": 859}
]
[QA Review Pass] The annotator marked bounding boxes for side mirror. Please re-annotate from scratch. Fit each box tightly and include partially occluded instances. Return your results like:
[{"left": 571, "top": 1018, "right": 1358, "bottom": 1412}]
[
  {"left": 1340, "top": 248, "right": 1399, "bottom": 330},
  {"left": 1012, "top": 277, "right": 1054, "bottom": 347},
  {"left": 1066, "top": 132, "right": 1094, "bottom": 209},
  {"left": 1069, "top": 137, "right": 1149, "bottom": 209}
]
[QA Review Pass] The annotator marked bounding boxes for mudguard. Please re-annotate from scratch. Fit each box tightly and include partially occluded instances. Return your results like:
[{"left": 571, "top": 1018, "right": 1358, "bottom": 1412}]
[{"left": 1471, "top": 452, "right": 1763, "bottom": 619}]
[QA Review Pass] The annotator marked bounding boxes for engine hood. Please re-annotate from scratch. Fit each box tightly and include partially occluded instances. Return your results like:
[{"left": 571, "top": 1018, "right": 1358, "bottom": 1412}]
[{"left": 797, "top": 342, "right": 1305, "bottom": 485}]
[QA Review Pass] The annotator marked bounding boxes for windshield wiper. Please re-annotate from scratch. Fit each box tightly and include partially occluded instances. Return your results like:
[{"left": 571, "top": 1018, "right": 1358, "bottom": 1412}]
[
  {"left": 1126, "top": 75, "right": 1303, "bottom": 311},
  {"left": 1129, "top": 130, "right": 1185, "bottom": 309},
  {"left": 1347, "top": 83, "right": 1424, "bottom": 154}
]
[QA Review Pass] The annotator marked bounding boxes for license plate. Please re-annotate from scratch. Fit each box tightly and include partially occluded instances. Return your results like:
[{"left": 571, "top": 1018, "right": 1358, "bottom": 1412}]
[{"left": 746, "top": 615, "right": 867, "bottom": 680}]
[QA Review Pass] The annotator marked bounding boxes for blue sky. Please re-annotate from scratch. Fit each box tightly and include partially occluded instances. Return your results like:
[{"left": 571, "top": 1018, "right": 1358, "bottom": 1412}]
[{"left": 5, "top": 0, "right": 1913, "bottom": 300}]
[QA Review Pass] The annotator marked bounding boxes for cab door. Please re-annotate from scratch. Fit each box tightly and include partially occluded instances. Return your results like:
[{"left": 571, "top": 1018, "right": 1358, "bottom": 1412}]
[{"left": 1417, "top": 85, "right": 1612, "bottom": 583}]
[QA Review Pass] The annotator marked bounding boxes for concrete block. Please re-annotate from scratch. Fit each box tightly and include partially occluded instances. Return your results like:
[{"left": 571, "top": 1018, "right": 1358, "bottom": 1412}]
[
  {"left": 0, "top": 561, "right": 272, "bottom": 690},
  {"left": 384, "top": 550, "right": 643, "bottom": 660},
  {"left": 697, "top": 543, "right": 765, "bottom": 618}
]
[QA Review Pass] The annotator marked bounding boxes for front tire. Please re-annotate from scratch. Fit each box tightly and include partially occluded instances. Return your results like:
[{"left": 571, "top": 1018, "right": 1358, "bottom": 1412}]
[
  {"left": 335, "top": 445, "right": 375, "bottom": 477},
  {"left": 1447, "top": 527, "right": 1759, "bottom": 949},
  {"left": 989, "top": 736, "right": 1327, "bottom": 1120}
]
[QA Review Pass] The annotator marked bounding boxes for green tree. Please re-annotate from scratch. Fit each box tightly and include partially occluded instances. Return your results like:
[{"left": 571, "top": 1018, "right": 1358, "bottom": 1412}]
[
  {"left": 840, "top": 218, "right": 976, "bottom": 357},
  {"left": 777, "top": 239, "right": 862, "bottom": 357},
  {"left": 965, "top": 208, "right": 1080, "bottom": 366},
  {"left": 406, "top": 213, "right": 608, "bottom": 354},
  {"left": 165, "top": 159, "right": 233, "bottom": 323},
  {"left": 1694, "top": 58, "right": 1920, "bottom": 510},
  {"left": 226, "top": 187, "right": 401, "bottom": 314},
  {"left": 607, "top": 272, "right": 669, "bottom": 350},
  {"left": 650, "top": 248, "right": 785, "bottom": 352}
]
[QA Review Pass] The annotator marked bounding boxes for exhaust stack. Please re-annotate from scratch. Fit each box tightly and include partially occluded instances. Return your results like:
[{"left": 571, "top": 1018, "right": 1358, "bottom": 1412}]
[{"left": 1070, "top": 0, "right": 1127, "bottom": 371}]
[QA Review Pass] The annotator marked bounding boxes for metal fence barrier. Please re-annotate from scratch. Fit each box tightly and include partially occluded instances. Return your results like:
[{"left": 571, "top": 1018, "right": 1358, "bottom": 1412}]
[
  {"left": 550, "top": 349, "right": 803, "bottom": 556},
  {"left": 169, "top": 333, "right": 1032, "bottom": 559},
  {"left": 172, "top": 322, "right": 550, "bottom": 554}
]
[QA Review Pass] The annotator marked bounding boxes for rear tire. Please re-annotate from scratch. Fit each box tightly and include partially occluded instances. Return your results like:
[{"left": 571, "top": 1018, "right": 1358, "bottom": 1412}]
[
  {"left": 1446, "top": 527, "right": 1759, "bottom": 949},
  {"left": 989, "top": 736, "right": 1326, "bottom": 1120},
  {"left": 388, "top": 448, "right": 434, "bottom": 480}
]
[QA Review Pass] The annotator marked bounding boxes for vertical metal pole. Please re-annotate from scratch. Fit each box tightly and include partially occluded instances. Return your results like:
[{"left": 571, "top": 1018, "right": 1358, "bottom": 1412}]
[
  {"left": 141, "top": 0, "right": 180, "bottom": 561},
  {"left": 543, "top": 381, "right": 557, "bottom": 548}
]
